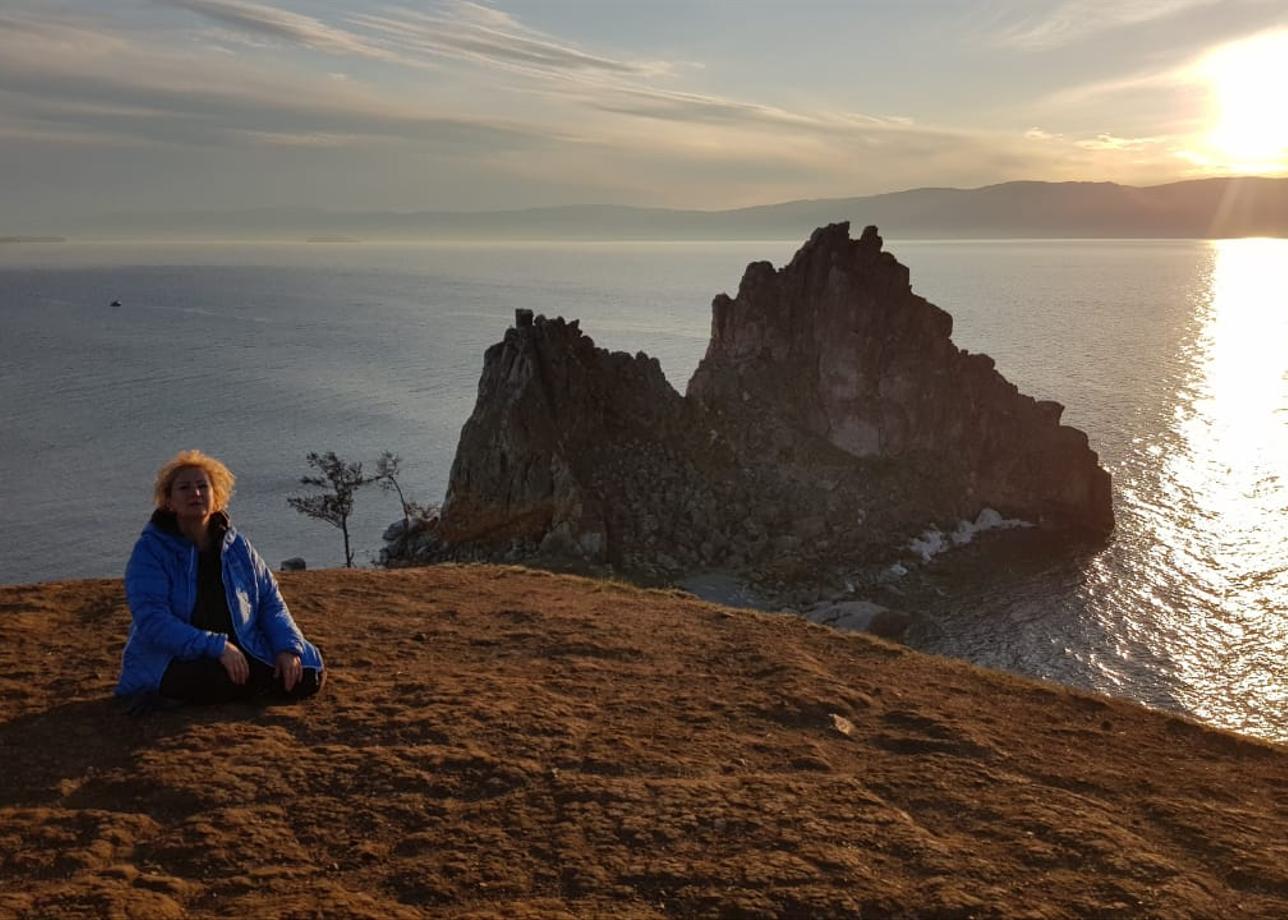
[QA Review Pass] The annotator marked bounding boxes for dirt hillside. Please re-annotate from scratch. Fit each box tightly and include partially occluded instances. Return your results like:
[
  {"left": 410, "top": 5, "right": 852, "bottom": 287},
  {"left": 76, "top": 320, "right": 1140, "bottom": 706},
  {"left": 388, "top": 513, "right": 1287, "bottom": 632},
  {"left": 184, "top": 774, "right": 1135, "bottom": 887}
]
[{"left": 1, "top": 565, "right": 1285, "bottom": 918}]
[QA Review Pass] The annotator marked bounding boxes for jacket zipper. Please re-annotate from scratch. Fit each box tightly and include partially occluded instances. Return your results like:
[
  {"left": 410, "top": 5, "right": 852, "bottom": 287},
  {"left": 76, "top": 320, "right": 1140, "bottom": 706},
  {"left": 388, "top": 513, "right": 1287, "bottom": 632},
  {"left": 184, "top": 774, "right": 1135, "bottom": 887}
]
[{"left": 221, "top": 537, "right": 271, "bottom": 666}]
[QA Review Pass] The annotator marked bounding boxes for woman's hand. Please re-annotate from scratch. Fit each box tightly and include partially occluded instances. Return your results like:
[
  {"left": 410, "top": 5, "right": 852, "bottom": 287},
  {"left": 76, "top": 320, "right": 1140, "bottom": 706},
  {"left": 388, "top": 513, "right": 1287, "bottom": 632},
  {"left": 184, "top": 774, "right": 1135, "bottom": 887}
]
[
  {"left": 274, "top": 652, "right": 303, "bottom": 692},
  {"left": 219, "top": 642, "right": 250, "bottom": 685}
]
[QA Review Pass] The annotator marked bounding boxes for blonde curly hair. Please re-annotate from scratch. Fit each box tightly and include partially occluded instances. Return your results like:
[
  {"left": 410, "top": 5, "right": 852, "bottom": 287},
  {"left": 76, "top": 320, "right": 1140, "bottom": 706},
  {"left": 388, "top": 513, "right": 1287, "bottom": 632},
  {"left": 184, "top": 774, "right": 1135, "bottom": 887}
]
[{"left": 153, "top": 450, "right": 236, "bottom": 512}]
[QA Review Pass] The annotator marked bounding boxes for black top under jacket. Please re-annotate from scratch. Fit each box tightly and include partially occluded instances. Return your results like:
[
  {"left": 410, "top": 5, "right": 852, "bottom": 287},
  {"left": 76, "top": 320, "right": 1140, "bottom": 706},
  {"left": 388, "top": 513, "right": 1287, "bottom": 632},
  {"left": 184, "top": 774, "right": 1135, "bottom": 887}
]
[{"left": 151, "top": 509, "right": 237, "bottom": 643}]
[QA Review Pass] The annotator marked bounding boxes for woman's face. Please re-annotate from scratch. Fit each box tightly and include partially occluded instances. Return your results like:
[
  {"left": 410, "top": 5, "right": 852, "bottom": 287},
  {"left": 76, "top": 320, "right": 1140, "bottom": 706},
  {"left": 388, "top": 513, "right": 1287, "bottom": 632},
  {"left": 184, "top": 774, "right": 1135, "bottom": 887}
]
[{"left": 167, "top": 467, "right": 214, "bottom": 522}]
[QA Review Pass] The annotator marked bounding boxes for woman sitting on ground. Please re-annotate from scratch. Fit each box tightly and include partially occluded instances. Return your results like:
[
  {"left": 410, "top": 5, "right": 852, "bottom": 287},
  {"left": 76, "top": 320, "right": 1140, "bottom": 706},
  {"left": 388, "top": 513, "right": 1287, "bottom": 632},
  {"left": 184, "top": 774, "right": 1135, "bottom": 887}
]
[{"left": 117, "top": 450, "right": 325, "bottom": 706}]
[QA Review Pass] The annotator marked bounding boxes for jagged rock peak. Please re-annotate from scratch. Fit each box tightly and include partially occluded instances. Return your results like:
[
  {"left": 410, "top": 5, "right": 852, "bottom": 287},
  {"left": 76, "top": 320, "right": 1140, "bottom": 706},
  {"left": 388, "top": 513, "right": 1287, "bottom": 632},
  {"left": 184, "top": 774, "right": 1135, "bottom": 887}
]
[
  {"left": 797, "top": 220, "right": 883, "bottom": 257},
  {"left": 438, "top": 308, "right": 686, "bottom": 558},
  {"left": 688, "top": 223, "right": 1113, "bottom": 535},
  {"left": 781, "top": 222, "right": 899, "bottom": 278}
]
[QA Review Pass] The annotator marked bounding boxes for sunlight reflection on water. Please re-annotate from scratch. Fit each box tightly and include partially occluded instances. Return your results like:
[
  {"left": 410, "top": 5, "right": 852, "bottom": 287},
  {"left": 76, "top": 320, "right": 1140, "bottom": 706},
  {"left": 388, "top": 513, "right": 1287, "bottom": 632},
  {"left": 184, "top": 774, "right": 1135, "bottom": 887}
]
[
  {"left": 1074, "top": 238, "right": 1288, "bottom": 738},
  {"left": 913, "top": 239, "right": 1288, "bottom": 742},
  {"left": 1158, "top": 239, "right": 1288, "bottom": 730}
]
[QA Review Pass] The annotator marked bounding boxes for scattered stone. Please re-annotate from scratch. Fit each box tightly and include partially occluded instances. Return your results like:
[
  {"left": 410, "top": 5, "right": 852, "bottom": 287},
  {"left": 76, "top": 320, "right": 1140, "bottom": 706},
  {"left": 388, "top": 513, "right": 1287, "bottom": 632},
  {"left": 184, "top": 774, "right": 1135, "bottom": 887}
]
[
  {"left": 805, "top": 600, "right": 915, "bottom": 641},
  {"left": 280, "top": 557, "right": 306, "bottom": 572}
]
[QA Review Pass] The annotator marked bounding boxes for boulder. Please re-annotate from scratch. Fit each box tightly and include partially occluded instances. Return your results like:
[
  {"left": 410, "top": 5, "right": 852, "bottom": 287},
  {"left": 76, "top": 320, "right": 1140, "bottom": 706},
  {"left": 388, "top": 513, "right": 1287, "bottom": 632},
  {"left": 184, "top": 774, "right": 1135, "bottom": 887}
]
[
  {"left": 280, "top": 557, "right": 307, "bottom": 572},
  {"left": 805, "top": 600, "right": 915, "bottom": 640}
]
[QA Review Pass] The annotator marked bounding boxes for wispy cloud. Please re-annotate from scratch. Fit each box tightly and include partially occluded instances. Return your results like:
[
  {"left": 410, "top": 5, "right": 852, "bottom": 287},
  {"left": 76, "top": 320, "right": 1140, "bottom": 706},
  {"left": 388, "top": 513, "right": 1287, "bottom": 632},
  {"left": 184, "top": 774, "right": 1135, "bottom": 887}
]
[
  {"left": 350, "top": 3, "right": 672, "bottom": 79},
  {"left": 235, "top": 129, "right": 366, "bottom": 147},
  {"left": 1042, "top": 64, "right": 1199, "bottom": 107},
  {"left": 1075, "top": 133, "right": 1165, "bottom": 150},
  {"left": 162, "top": 0, "right": 672, "bottom": 81},
  {"left": 577, "top": 85, "right": 818, "bottom": 129},
  {"left": 150, "top": 2, "right": 958, "bottom": 160},
  {"left": 0, "top": 121, "right": 152, "bottom": 148},
  {"left": 0, "top": 15, "right": 559, "bottom": 153},
  {"left": 161, "top": 0, "right": 395, "bottom": 59},
  {"left": 996, "top": 0, "right": 1220, "bottom": 49}
]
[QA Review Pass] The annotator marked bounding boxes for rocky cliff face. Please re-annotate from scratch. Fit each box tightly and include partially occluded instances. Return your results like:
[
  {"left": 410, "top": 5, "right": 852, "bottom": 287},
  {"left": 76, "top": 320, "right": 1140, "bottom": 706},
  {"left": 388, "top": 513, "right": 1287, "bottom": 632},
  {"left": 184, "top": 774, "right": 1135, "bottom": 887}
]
[
  {"left": 438, "top": 309, "right": 701, "bottom": 563},
  {"left": 430, "top": 224, "right": 1113, "bottom": 577},
  {"left": 688, "top": 223, "right": 1114, "bottom": 534}
]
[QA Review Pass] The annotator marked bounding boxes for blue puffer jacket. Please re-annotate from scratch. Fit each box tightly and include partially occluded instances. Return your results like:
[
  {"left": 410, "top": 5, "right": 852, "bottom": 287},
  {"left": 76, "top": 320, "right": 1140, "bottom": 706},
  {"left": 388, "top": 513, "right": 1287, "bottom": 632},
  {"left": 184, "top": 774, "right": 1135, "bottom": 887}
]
[{"left": 117, "top": 511, "right": 324, "bottom": 696}]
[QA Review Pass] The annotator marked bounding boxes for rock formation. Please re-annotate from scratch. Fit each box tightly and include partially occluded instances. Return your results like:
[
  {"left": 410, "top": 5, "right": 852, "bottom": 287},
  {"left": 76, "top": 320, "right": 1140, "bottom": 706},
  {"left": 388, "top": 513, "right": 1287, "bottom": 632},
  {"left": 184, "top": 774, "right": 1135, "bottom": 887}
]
[
  {"left": 688, "top": 223, "right": 1113, "bottom": 533},
  {"left": 427, "top": 224, "right": 1113, "bottom": 577},
  {"left": 437, "top": 308, "right": 700, "bottom": 563}
]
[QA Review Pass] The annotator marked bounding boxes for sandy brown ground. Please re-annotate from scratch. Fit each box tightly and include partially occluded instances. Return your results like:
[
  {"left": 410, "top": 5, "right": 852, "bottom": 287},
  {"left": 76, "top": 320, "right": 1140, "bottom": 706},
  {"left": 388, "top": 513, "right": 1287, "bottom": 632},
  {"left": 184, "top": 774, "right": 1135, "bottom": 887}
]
[{"left": 1, "top": 565, "right": 1286, "bottom": 919}]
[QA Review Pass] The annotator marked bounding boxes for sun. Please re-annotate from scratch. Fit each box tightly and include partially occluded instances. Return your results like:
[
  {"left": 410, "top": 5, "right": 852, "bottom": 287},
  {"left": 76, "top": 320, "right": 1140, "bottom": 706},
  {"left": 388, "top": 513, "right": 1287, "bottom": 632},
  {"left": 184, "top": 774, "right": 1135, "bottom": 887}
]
[{"left": 1200, "top": 30, "right": 1288, "bottom": 171}]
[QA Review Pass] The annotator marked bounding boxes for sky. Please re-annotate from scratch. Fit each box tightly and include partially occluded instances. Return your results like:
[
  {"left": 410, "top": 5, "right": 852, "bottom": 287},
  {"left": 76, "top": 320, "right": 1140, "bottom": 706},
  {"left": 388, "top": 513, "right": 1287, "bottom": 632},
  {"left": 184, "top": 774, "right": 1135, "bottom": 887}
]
[{"left": 3, "top": 0, "right": 1287, "bottom": 228}]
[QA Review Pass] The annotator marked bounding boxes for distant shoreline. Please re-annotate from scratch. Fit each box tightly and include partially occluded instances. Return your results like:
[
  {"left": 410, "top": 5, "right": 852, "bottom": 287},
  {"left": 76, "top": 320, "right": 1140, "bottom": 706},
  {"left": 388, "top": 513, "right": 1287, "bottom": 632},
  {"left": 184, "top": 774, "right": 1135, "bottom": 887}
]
[
  {"left": 51, "top": 176, "right": 1288, "bottom": 243},
  {"left": 0, "top": 236, "right": 67, "bottom": 244}
]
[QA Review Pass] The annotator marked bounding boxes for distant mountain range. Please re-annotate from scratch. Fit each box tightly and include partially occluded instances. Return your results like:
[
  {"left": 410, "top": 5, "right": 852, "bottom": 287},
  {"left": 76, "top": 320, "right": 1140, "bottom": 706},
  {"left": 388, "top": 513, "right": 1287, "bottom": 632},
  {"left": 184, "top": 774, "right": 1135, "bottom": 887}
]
[{"left": 82, "top": 177, "right": 1288, "bottom": 241}]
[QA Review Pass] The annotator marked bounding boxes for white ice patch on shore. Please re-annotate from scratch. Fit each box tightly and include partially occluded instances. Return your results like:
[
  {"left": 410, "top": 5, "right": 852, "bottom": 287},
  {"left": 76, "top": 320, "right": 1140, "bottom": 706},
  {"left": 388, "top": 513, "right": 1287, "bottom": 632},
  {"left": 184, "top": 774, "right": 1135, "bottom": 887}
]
[{"left": 908, "top": 508, "right": 1032, "bottom": 562}]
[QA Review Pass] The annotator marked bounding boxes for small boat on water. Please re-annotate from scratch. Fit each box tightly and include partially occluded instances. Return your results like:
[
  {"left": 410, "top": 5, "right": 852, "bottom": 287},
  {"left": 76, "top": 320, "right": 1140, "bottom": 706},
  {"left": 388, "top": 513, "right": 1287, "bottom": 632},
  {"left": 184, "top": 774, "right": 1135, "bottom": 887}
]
[{"left": 110, "top": 299, "right": 121, "bottom": 307}]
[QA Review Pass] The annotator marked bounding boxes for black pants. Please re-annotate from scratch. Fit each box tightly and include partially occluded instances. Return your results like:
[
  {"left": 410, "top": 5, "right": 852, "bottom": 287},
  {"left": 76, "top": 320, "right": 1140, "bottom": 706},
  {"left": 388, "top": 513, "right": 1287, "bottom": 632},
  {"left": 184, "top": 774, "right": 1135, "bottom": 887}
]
[{"left": 160, "top": 654, "right": 323, "bottom": 705}]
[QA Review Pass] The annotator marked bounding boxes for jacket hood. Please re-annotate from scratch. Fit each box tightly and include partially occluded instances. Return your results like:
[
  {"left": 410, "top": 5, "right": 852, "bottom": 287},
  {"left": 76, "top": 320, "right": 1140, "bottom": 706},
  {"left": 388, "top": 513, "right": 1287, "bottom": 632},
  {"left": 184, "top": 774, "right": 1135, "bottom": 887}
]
[{"left": 145, "top": 509, "right": 234, "bottom": 549}]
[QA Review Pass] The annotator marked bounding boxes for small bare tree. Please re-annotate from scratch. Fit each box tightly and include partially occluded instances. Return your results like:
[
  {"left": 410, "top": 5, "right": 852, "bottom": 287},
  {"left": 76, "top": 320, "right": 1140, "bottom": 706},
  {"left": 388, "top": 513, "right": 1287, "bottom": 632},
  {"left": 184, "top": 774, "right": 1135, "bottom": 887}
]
[
  {"left": 287, "top": 451, "right": 369, "bottom": 567},
  {"left": 373, "top": 451, "right": 412, "bottom": 532},
  {"left": 371, "top": 451, "right": 441, "bottom": 566}
]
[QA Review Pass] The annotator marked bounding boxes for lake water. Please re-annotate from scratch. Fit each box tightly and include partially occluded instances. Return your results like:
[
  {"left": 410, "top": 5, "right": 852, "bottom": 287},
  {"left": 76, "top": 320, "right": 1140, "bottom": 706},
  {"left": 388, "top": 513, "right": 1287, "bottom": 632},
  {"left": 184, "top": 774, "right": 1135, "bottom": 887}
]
[{"left": 2, "top": 237, "right": 1285, "bottom": 743}]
